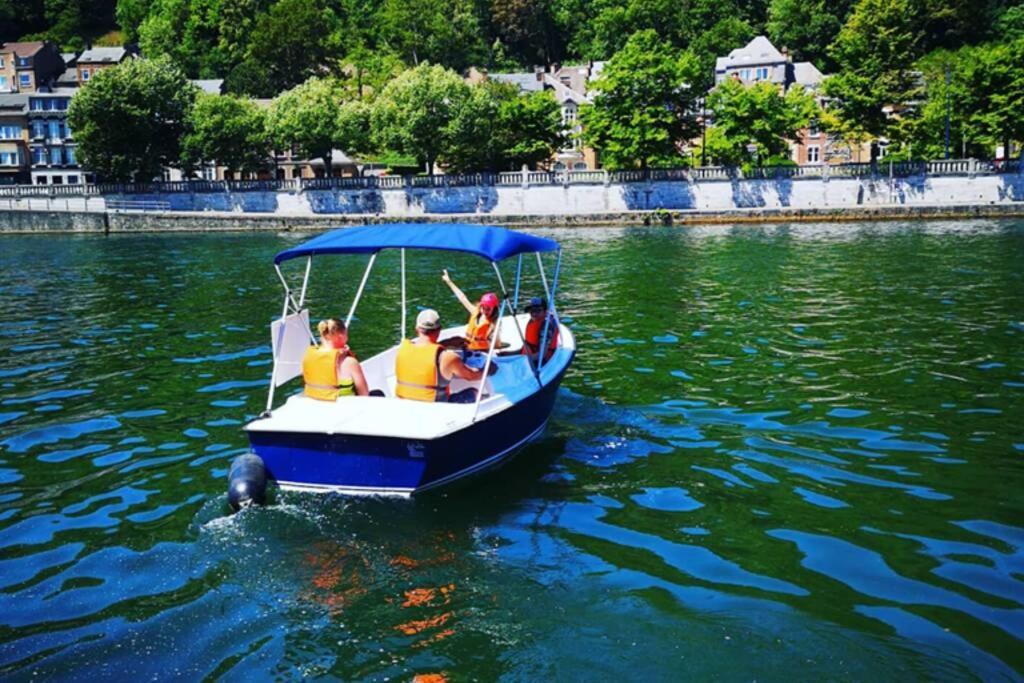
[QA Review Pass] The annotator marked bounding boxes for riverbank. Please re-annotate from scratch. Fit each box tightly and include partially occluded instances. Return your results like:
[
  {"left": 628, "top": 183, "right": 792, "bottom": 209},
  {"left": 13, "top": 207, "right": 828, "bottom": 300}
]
[{"left": 2, "top": 202, "right": 1024, "bottom": 234}]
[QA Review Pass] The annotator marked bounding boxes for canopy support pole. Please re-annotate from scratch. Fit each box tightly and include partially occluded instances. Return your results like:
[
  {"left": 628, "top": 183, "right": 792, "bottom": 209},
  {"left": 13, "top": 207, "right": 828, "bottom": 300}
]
[
  {"left": 472, "top": 295, "right": 506, "bottom": 422},
  {"left": 400, "top": 248, "right": 407, "bottom": 340},
  {"left": 512, "top": 254, "right": 523, "bottom": 310},
  {"left": 346, "top": 253, "right": 377, "bottom": 328},
  {"left": 298, "top": 256, "right": 312, "bottom": 307},
  {"left": 491, "top": 261, "right": 531, "bottom": 367},
  {"left": 538, "top": 249, "right": 562, "bottom": 373}
]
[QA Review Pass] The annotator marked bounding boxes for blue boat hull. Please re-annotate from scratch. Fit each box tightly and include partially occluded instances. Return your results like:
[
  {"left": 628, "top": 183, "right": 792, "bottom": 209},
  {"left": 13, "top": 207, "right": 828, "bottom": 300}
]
[{"left": 247, "top": 362, "right": 570, "bottom": 495}]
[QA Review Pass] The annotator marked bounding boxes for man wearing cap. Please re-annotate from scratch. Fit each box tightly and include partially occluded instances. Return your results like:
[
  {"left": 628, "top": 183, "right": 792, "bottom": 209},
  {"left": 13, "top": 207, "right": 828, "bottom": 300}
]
[
  {"left": 441, "top": 269, "right": 508, "bottom": 351},
  {"left": 523, "top": 297, "right": 559, "bottom": 364},
  {"left": 395, "top": 309, "right": 496, "bottom": 403}
]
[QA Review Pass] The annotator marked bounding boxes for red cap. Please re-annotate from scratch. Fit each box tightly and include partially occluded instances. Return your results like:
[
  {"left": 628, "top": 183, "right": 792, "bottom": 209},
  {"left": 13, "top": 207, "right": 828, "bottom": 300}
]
[{"left": 480, "top": 292, "right": 499, "bottom": 308}]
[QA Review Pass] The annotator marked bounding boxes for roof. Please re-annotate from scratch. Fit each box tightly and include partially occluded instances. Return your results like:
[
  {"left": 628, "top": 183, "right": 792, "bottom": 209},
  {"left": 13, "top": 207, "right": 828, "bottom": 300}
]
[
  {"left": 78, "top": 46, "right": 130, "bottom": 63},
  {"left": 543, "top": 74, "right": 591, "bottom": 104},
  {"left": 793, "top": 61, "right": 824, "bottom": 87},
  {"left": 0, "top": 93, "right": 29, "bottom": 112},
  {"left": 0, "top": 42, "right": 46, "bottom": 58},
  {"left": 715, "top": 36, "right": 786, "bottom": 72},
  {"left": 191, "top": 79, "right": 224, "bottom": 94},
  {"left": 61, "top": 52, "right": 78, "bottom": 66},
  {"left": 274, "top": 224, "right": 560, "bottom": 264},
  {"left": 489, "top": 72, "right": 544, "bottom": 93},
  {"left": 55, "top": 67, "right": 79, "bottom": 86}
]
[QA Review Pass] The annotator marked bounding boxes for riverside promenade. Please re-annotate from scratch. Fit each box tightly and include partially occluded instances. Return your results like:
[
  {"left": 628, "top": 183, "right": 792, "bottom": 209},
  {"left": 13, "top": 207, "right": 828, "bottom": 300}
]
[{"left": 2, "top": 158, "right": 1023, "bottom": 233}]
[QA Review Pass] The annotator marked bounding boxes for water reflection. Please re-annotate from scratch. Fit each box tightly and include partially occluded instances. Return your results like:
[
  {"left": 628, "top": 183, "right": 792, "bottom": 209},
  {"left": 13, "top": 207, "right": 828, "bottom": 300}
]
[{"left": 0, "top": 223, "right": 1021, "bottom": 679}]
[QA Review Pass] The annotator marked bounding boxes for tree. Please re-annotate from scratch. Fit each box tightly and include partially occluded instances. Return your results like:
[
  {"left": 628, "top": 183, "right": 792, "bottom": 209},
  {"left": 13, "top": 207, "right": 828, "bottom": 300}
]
[
  {"left": 703, "top": 78, "right": 818, "bottom": 166},
  {"left": 68, "top": 56, "right": 197, "bottom": 181},
  {"left": 823, "top": 0, "right": 925, "bottom": 140},
  {"left": 245, "top": 0, "right": 344, "bottom": 96},
  {"left": 371, "top": 64, "right": 472, "bottom": 173},
  {"left": 490, "top": 0, "right": 564, "bottom": 65},
  {"left": 181, "top": 92, "right": 270, "bottom": 176},
  {"left": 580, "top": 30, "right": 701, "bottom": 169},
  {"left": 266, "top": 78, "right": 345, "bottom": 175},
  {"left": 378, "top": 0, "right": 488, "bottom": 71},
  {"left": 766, "top": 0, "right": 856, "bottom": 71},
  {"left": 445, "top": 82, "right": 565, "bottom": 172}
]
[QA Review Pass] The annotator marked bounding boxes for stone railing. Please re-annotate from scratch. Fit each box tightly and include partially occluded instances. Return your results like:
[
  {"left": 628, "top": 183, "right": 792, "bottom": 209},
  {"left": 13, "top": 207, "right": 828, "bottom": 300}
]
[{"left": 0, "top": 158, "right": 1020, "bottom": 198}]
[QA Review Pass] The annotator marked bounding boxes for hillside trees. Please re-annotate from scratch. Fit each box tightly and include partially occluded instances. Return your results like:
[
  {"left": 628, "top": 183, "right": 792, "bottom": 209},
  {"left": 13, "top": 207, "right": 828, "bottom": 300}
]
[{"left": 181, "top": 93, "right": 270, "bottom": 176}]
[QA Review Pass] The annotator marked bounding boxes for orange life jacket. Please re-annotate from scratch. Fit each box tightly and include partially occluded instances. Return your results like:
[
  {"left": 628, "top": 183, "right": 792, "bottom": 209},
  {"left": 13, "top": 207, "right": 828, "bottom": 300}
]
[
  {"left": 302, "top": 346, "right": 355, "bottom": 400},
  {"left": 524, "top": 315, "right": 558, "bottom": 360},
  {"left": 395, "top": 339, "right": 450, "bottom": 402},
  {"left": 464, "top": 306, "right": 495, "bottom": 351}
]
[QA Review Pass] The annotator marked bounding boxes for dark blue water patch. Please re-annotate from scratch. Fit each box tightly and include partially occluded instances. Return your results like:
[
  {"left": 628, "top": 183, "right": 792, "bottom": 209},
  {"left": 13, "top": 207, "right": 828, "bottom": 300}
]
[
  {"left": 0, "top": 467, "right": 23, "bottom": 484},
  {"left": 691, "top": 465, "right": 754, "bottom": 489},
  {"left": 197, "top": 380, "right": 269, "bottom": 394},
  {"left": 184, "top": 428, "right": 209, "bottom": 439},
  {"left": 680, "top": 527, "right": 710, "bottom": 536},
  {"left": 0, "top": 487, "right": 153, "bottom": 549},
  {"left": 2, "top": 417, "right": 122, "bottom": 454},
  {"left": 652, "top": 335, "right": 678, "bottom": 344},
  {"left": 172, "top": 346, "right": 269, "bottom": 364},
  {"left": 793, "top": 486, "right": 850, "bottom": 509},
  {"left": 633, "top": 367, "right": 654, "bottom": 374},
  {"left": 0, "top": 411, "right": 27, "bottom": 425},
  {"left": 2, "top": 389, "right": 94, "bottom": 405},
  {"left": 10, "top": 342, "right": 61, "bottom": 353},
  {"left": 958, "top": 408, "right": 1002, "bottom": 415},
  {"left": 768, "top": 529, "right": 1023, "bottom": 639},
  {"left": 0, "top": 362, "right": 71, "bottom": 379},
  {"left": 0, "top": 542, "right": 85, "bottom": 591},
  {"left": 976, "top": 362, "right": 1005, "bottom": 370},
  {"left": 563, "top": 436, "right": 673, "bottom": 468},
  {"left": 35, "top": 404, "right": 63, "bottom": 413},
  {"left": 669, "top": 370, "right": 693, "bottom": 380},
  {"left": 39, "top": 443, "right": 111, "bottom": 464},
  {"left": 210, "top": 400, "right": 246, "bottom": 408},
  {"left": 631, "top": 487, "right": 704, "bottom": 512},
  {"left": 206, "top": 418, "right": 241, "bottom": 427},
  {"left": 92, "top": 445, "right": 157, "bottom": 468},
  {"left": 121, "top": 409, "right": 166, "bottom": 419},
  {"left": 827, "top": 408, "right": 870, "bottom": 419},
  {"left": 854, "top": 606, "right": 1019, "bottom": 680}
]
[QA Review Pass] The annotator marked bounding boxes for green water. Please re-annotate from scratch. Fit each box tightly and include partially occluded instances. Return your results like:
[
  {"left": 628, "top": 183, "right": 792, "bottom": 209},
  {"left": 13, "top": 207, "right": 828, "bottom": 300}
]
[{"left": 0, "top": 221, "right": 1022, "bottom": 680}]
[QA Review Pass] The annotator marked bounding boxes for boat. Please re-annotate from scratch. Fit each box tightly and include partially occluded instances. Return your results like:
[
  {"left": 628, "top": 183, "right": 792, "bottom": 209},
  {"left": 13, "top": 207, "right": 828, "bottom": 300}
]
[{"left": 242, "top": 223, "right": 575, "bottom": 496}]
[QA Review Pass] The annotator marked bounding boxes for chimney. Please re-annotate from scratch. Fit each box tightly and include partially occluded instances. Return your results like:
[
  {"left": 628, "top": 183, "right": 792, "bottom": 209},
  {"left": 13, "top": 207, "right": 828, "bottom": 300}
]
[
  {"left": 781, "top": 46, "right": 791, "bottom": 62},
  {"left": 534, "top": 66, "right": 544, "bottom": 82}
]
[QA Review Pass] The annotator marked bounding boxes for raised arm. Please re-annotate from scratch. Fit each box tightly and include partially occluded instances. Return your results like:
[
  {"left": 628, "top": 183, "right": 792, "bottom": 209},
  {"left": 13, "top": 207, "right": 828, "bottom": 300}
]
[{"left": 442, "top": 269, "right": 475, "bottom": 315}]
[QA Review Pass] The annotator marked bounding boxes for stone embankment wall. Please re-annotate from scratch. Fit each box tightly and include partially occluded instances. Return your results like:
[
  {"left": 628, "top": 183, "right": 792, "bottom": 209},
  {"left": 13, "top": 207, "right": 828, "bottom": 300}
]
[{"left": 2, "top": 172, "right": 1023, "bottom": 233}]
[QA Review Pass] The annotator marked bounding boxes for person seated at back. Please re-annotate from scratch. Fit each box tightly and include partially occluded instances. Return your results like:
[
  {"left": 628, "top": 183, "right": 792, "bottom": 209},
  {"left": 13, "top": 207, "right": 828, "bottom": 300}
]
[
  {"left": 522, "top": 297, "right": 559, "bottom": 363},
  {"left": 395, "top": 309, "right": 496, "bottom": 404},
  {"left": 302, "top": 318, "right": 369, "bottom": 399},
  {"left": 441, "top": 269, "right": 507, "bottom": 351}
]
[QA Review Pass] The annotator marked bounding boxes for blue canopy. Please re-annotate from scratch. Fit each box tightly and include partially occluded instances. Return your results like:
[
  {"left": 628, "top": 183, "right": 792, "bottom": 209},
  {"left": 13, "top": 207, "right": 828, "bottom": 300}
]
[{"left": 274, "top": 223, "right": 559, "bottom": 265}]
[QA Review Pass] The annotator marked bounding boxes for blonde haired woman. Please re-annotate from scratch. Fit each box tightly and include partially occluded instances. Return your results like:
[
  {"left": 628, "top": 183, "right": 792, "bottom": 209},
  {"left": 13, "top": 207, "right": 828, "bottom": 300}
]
[{"left": 301, "top": 318, "right": 369, "bottom": 399}]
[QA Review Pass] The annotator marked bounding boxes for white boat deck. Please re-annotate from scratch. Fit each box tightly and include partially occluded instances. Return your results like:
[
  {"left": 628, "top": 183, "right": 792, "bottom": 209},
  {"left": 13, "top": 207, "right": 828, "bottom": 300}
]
[{"left": 246, "top": 314, "right": 574, "bottom": 440}]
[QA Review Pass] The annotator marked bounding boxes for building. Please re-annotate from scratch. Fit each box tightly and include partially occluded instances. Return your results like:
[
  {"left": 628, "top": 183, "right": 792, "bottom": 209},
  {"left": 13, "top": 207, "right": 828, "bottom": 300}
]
[
  {"left": 27, "top": 88, "right": 85, "bottom": 185},
  {"left": 0, "top": 93, "right": 30, "bottom": 184},
  {"left": 0, "top": 42, "right": 65, "bottom": 94},
  {"left": 75, "top": 46, "right": 137, "bottom": 85},
  {"left": 470, "top": 62, "right": 605, "bottom": 170}
]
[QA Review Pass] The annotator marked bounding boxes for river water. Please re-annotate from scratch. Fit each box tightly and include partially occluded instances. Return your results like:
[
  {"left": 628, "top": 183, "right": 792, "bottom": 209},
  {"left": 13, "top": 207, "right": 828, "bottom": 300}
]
[{"left": 0, "top": 221, "right": 1021, "bottom": 681}]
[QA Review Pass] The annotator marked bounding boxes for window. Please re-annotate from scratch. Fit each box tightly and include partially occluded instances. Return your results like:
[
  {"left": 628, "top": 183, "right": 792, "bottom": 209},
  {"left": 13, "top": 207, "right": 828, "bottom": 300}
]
[
  {"left": 17, "top": 57, "right": 29, "bottom": 67},
  {"left": 0, "top": 75, "right": 7, "bottom": 90},
  {"left": 67, "top": 174, "right": 79, "bottom": 184},
  {"left": 48, "top": 120, "right": 62, "bottom": 140},
  {"left": 81, "top": 69, "right": 90, "bottom": 81},
  {"left": 56, "top": 99, "right": 68, "bottom": 110},
  {"left": 51, "top": 175, "right": 63, "bottom": 184},
  {"left": 31, "top": 121, "right": 45, "bottom": 138},
  {"left": 807, "top": 145, "right": 820, "bottom": 163},
  {"left": 19, "top": 73, "right": 30, "bottom": 88},
  {"left": 30, "top": 98, "right": 43, "bottom": 111},
  {"left": 35, "top": 175, "right": 47, "bottom": 184},
  {"left": 32, "top": 147, "right": 46, "bottom": 164},
  {"left": 0, "top": 151, "right": 21, "bottom": 165},
  {"left": 562, "top": 104, "right": 577, "bottom": 125},
  {"left": 66, "top": 147, "right": 76, "bottom": 165},
  {"left": 808, "top": 121, "right": 820, "bottom": 138},
  {"left": 756, "top": 67, "right": 769, "bottom": 81},
  {"left": 0, "top": 56, "right": 4, "bottom": 68},
  {"left": 51, "top": 148, "right": 63, "bottom": 165},
  {"left": 0, "top": 125, "right": 20, "bottom": 139}
]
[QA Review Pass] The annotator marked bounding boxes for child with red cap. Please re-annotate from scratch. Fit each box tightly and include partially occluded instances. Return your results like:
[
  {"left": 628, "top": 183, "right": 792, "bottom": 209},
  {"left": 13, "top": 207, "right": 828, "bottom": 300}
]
[{"left": 441, "top": 269, "right": 506, "bottom": 351}]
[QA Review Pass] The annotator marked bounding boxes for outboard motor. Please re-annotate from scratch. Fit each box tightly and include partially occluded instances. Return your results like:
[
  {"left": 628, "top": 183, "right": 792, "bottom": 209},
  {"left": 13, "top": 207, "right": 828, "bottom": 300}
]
[{"left": 228, "top": 453, "right": 268, "bottom": 511}]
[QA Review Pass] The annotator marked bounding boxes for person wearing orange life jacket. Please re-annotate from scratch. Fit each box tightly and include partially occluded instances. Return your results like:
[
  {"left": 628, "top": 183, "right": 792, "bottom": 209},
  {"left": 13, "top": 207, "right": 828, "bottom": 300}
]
[
  {"left": 302, "top": 318, "right": 369, "bottom": 400},
  {"left": 441, "top": 269, "right": 508, "bottom": 351},
  {"left": 395, "top": 309, "right": 496, "bottom": 404},
  {"left": 522, "top": 297, "right": 559, "bottom": 363}
]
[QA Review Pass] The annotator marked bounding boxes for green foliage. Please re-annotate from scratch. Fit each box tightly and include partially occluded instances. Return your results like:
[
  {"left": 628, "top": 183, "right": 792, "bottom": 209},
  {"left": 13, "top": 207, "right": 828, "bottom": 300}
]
[
  {"left": 580, "top": 30, "right": 701, "bottom": 169},
  {"left": 181, "top": 93, "right": 269, "bottom": 175},
  {"left": 377, "top": 0, "right": 488, "bottom": 71},
  {"left": 911, "top": 39, "right": 1024, "bottom": 158},
  {"left": 766, "top": 0, "right": 856, "bottom": 70},
  {"left": 67, "top": 56, "right": 197, "bottom": 181},
  {"left": 445, "top": 82, "right": 565, "bottom": 172},
  {"left": 703, "top": 78, "right": 817, "bottom": 165},
  {"left": 244, "top": 0, "right": 344, "bottom": 96},
  {"left": 266, "top": 78, "right": 347, "bottom": 171},
  {"left": 371, "top": 64, "right": 472, "bottom": 171},
  {"left": 490, "top": 0, "right": 564, "bottom": 65}
]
